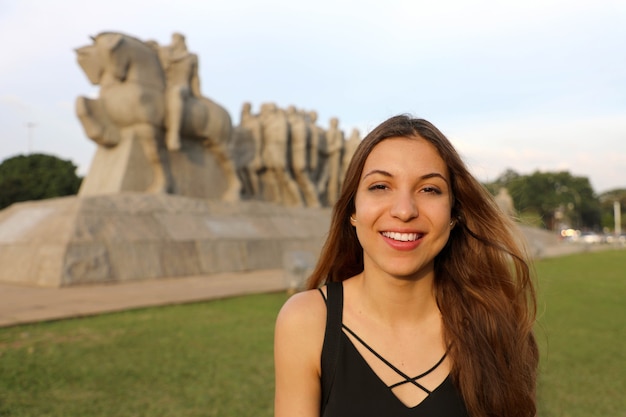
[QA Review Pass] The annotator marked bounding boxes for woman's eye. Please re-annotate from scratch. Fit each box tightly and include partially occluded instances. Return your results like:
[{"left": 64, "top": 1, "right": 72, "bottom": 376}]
[
  {"left": 422, "top": 186, "right": 442, "bottom": 194},
  {"left": 368, "top": 184, "right": 388, "bottom": 191}
]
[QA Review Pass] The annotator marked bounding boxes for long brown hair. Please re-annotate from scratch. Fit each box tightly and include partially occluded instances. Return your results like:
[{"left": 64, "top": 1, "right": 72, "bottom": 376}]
[{"left": 307, "top": 115, "right": 538, "bottom": 417}]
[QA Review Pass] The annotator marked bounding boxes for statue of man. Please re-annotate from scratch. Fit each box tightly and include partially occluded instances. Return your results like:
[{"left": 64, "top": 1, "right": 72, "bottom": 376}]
[
  {"left": 318, "top": 117, "right": 344, "bottom": 206},
  {"left": 259, "top": 103, "right": 303, "bottom": 206},
  {"left": 286, "top": 105, "right": 320, "bottom": 208},
  {"left": 158, "top": 33, "right": 201, "bottom": 151},
  {"left": 307, "top": 110, "right": 325, "bottom": 185},
  {"left": 340, "top": 127, "right": 361, "bottom": 188},
  {"left": 236, "top": 102, "right": 263, "bottom": 198}
]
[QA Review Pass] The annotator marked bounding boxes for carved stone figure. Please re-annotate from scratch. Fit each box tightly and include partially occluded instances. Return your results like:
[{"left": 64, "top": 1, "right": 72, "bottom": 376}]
[
  {"left": 157, "top": 33, "right": 201, "bottom": 151},
  {"left": 156, "top": 33, "right": 240, "bottom": 201},
  {"left": 496, "top": 187, "right": 516, "bottom": 218},
  {"left": 286, "top": 105, "right": 320, "bottom": 208},
  {"left": 341, "top": 127, "right": 361, "bottom": 187},
  {"left": 258, "top": 103, "right": 303, "bottom": 206},
  {"left": 232, "top": 102, "right": 263, "bottom": 199},
  {"left": 318, "top": 117, "right": 344, "bottom": 206},
  {"left": 75, "top": 32, "right": 170, "bottom": 193},
  {"left": 307, "top": 110, "right": 325, "bottom": 186}
]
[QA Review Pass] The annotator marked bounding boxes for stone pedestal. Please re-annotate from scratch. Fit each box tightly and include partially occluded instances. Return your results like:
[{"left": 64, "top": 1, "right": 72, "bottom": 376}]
[
  {"left": 167, "top": 139, "right": 228, "bottom": 199},
  {"left": 0, "top": 194, "right": 330, "bottom": 287},
  {"left": 79, "top": 137, "right": 228, "bottom": 200},
  {"left": 79, "top": 133, "right": 157, "bottom": 195}
]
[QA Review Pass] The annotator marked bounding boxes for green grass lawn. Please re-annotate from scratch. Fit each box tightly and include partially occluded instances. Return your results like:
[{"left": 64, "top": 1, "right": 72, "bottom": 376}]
[
  {"left": 535, "top": 249, "right": 626, "bottom": 417},
  {"left": 0, "top": 250, "right": 624, "bottom": 416},
  {"left": 0, "top": 293, "right": 288, "bottom": 417}
]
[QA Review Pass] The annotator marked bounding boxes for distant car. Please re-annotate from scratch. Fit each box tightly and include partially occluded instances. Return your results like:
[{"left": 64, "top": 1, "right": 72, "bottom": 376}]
[
  {"left": 580, "top": 232, "right": 602, "bottom": 244},
  {"left": 605, "top": 234, "right": 626, "bottom": 245}
]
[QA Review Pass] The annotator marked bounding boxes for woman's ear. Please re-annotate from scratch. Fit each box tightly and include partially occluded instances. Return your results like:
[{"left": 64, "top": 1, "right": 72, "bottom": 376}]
[{"left": 450, "top": 215, "right": 461, "bottom": 228}]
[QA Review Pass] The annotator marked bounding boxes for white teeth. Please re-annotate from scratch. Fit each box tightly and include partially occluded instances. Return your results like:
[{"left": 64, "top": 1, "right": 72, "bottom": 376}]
[{"left": 382, "top": 231, "right": 420, "bottom": 242}]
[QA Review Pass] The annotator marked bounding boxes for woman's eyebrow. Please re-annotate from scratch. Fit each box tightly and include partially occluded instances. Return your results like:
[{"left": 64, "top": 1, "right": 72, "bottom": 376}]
[
  {"left": 362, "top": 169, "right": 392, "bottom": 179},
  {"left": 421, "top": 172, "right": 450, "bottom": 185},
  {"left": 362, "top": 170, "right": 449, "bottom": 185}
]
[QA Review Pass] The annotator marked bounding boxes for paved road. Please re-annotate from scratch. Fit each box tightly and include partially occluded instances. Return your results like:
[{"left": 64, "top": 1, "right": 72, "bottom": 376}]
[{"left": 0, "top": 269, "right": 287, "bottom": 328}]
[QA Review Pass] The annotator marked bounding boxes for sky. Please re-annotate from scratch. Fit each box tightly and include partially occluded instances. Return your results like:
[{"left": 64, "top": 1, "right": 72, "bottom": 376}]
[{"left": 1, "top": 0, "right": 625, "bottom": 194}]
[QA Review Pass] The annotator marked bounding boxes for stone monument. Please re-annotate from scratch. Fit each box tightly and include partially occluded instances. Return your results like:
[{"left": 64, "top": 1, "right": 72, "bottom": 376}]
[
  {"left": 75, "top": 32, "right": 240, "bottom": 201},
  {"left": 0, "top": 31, "right": 332, "bottom": 288}
]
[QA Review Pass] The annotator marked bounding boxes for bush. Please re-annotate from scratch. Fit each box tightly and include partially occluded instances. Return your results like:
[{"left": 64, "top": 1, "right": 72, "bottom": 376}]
[{"left": 0, "top": 153, "right": 82, "bottom": 209}]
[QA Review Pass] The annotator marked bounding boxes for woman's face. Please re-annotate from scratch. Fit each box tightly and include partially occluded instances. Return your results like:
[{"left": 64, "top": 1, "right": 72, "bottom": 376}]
[{"left": 351, "top": 136, "right": 453, "bottom": 281}]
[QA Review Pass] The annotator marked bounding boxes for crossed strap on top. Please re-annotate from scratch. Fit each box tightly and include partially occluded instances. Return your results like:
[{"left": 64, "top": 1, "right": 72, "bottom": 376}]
[
  {"left": 342, "top": 324, "right": 447, "bottom": 394},
  {"left": 319, "top": 286, "right": 447, "bottom": 395}
]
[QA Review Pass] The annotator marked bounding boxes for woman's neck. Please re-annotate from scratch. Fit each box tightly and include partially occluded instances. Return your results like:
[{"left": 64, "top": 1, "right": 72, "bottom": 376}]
[{"left": 350, "top": 270, "right": 440, "bottom": 328}]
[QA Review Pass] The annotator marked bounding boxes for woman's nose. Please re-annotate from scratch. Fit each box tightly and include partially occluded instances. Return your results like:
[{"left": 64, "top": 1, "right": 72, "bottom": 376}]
[{"left": 389, "top": 190, "right": 418, "bottom": 221}]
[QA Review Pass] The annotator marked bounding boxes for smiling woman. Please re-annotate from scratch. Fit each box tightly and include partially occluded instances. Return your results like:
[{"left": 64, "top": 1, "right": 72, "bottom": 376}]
[
  {"left": 274, "top": 115, "right": 538, "bottom": 417},
  {"left": 352, "top": 137, "right": 454, "bottom": 280}
]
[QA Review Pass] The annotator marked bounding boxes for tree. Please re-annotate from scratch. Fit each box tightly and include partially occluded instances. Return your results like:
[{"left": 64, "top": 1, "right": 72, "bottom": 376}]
[
  {"left": 486, "top": 169, "right": 601, "bottom": 230},
  {"left": 484, "top": 168, "right": 520, "bottom": 195},
  {"left": 0, "top": 153, "right": 82, "bottom": 209}
]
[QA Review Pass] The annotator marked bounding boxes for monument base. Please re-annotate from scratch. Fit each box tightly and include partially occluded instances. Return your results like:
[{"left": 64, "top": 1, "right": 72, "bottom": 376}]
[
  {"left": 0, "top": 193, "right": 330, "bottom": 287},
  {"left": 78, "top": 136, "right": 229, "bottom": 200}
]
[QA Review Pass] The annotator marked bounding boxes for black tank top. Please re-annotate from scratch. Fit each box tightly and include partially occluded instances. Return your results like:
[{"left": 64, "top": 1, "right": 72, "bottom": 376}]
[{"left": 319, "top": 282, "right": 469, "bottom": 417}]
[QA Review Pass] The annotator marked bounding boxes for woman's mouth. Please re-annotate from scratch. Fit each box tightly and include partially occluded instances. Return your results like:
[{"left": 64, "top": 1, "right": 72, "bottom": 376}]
[{"left": 381, "top": 231, "right": 423, "bottom": 242}]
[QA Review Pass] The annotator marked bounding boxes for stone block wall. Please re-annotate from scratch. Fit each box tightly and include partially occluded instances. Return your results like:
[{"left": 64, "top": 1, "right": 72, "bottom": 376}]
[{"left": 0, "top": 194, "right": 330, "bottom": 287}]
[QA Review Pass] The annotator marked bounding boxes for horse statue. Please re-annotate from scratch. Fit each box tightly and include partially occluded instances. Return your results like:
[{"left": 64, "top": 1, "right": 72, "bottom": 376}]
[{"left": 75, "top": 32, "right": 240, "bottom": 200}]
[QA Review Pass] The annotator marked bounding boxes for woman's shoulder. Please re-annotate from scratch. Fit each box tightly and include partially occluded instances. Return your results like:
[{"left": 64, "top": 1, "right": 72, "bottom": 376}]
[
  {"left": 274, "top": 288, "right": 328, "bottom": 416},
  {"left": 275, "top": 287, "right": 327, "bottom": 333},
  {"left": 274, "top": 288, "right": 328, "bottom": 382}
]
